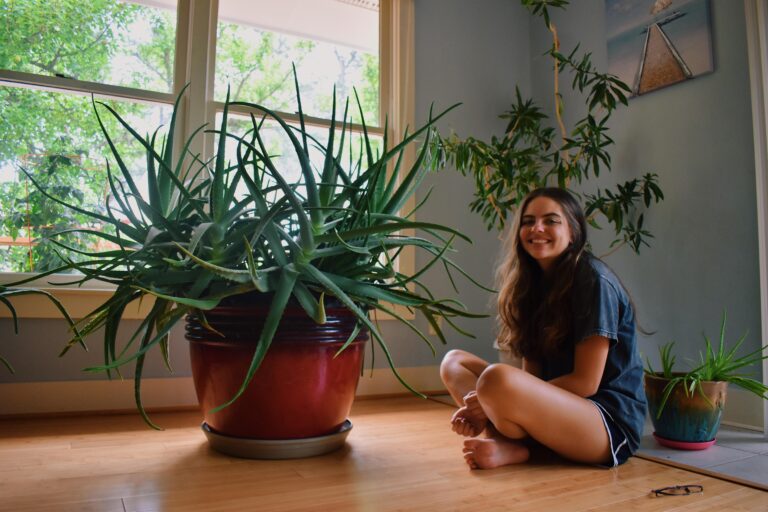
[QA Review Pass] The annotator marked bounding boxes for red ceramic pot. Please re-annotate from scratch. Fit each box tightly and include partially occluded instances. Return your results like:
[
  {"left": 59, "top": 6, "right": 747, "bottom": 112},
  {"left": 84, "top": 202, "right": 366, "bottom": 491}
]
[{"left": 186, "top": 294, "right": 368, "bottom": 440}]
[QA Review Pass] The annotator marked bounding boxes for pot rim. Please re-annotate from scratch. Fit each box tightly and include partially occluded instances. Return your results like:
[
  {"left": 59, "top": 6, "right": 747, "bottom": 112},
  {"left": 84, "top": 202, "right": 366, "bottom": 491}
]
[{"left": 644, "top": 372, "right": 729, "bottom": 385}]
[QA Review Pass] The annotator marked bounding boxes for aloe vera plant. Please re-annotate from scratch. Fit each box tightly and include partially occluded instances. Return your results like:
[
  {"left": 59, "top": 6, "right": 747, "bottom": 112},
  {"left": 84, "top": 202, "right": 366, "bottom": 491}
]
[
  {"left": 8, "top": 74, "right": 488, "bottom": 428},
  {"left": 645, "top": 311, "right": 768, "bottom": 418}
]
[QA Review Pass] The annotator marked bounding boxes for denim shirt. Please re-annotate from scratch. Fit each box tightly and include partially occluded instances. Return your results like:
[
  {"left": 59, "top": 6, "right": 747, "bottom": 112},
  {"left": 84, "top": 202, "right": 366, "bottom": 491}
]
[{"left": 540, "top": 256, "right": 647, "bottom": 453}]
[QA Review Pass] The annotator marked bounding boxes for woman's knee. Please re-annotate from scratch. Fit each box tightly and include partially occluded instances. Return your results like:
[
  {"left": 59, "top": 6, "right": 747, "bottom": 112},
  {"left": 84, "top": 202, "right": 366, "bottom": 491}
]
[
  {"left": 440, "top": 349, "right": 470, "bottom": 380},
  {"left": 476, "top": 364, "right": 526, "bottom": 403}
]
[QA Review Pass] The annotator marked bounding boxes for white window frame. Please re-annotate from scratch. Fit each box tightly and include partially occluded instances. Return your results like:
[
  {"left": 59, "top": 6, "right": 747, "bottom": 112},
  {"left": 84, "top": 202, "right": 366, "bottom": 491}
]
[
  {"left": 0, "top": 0, "right": 416, "bottom": 319},
  {"left": 744, "top": 0, "right": 768, "bottom": 436}
]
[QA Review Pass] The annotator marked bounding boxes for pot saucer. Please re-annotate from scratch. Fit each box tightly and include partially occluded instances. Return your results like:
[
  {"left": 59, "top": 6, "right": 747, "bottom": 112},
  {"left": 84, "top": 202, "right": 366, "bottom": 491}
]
[
  {"left": 202, "top": 420, "right": 352, "bottom": 459},
  {"left": 653, "top": 432, "right": 716, "bottom": 451}
]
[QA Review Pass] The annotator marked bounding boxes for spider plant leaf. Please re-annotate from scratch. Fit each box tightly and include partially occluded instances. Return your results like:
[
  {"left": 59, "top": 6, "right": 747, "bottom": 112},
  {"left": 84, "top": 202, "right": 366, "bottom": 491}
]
[{"left": 657, "top": 377, "right": 683, "bottom": 418}]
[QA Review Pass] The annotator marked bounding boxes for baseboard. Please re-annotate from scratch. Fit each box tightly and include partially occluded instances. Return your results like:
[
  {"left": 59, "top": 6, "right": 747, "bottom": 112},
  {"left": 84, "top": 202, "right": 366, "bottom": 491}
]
[{"left": 0, "top": 366, "right": 446, "bottom": 416}]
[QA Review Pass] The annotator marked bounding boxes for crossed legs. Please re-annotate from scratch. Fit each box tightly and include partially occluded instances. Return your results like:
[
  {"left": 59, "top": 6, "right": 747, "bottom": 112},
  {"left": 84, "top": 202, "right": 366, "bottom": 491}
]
[{"left": 439, "top": 349, "right": 611, "bottom": 469}]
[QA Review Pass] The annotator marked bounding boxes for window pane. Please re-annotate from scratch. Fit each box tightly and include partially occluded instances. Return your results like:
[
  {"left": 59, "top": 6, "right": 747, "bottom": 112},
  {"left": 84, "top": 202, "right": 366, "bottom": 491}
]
[
  {"left": 214, "top": 112, "right": 383, "bottom": 221},
  {"left": 215, "top": 0, "right": 379, "bottom": 126},
  {"left": 219, "top": 113, "right": 382, "bottom": 183},
  {"left": 0, "top": 0, "right": 177, "bottom": 94},
  {"left": 0, "top": 86, "right": 172, "bottom": 272}
]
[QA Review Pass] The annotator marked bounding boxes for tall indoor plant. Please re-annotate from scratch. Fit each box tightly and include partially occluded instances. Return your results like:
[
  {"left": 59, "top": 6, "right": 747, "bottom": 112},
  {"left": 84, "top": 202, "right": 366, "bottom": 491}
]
[
  {"left": 432, "top": 0, "right": 664, "bottom": 254},
  {"left": 9, "top": 74, "right": 487, "bottom": 454}
]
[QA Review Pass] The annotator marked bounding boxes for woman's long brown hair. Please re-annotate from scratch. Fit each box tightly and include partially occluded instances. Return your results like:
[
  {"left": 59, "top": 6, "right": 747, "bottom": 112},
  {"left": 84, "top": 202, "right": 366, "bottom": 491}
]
[{"left": 496, "top": 188, "right": 593, "bottom": 360}]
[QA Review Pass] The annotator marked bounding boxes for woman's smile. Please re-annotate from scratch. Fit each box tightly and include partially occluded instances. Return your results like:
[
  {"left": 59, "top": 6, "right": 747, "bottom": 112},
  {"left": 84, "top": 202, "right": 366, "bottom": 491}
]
[{"left": 519, "top": 197, "right": 573, "bottom": 271}]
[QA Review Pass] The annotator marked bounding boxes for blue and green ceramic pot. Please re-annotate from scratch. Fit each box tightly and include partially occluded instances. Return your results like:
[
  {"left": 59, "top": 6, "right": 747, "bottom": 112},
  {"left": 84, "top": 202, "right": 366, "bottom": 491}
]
[{"left": 644, "top": 373, "right": 728, "bottom": 445}]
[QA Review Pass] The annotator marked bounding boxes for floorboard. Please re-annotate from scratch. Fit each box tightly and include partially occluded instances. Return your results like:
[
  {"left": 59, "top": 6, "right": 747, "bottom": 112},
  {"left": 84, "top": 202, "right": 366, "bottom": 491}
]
[{"left": 0, "top": 397, "right": 764, "bottom": 511}]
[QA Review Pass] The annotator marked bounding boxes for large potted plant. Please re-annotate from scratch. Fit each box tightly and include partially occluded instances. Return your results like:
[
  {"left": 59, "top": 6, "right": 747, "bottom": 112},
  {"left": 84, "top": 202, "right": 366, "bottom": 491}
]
[
  {"left": 644, "top": 312, "right": 768, "bottom": 450},
  {"left": 9, "top": 75, "right": 487, "bottom": 458}
]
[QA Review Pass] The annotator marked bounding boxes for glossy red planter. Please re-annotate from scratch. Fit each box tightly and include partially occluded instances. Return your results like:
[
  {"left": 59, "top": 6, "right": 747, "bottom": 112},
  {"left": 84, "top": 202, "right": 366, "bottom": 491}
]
[{"left": 186, "top": 295, "right": 368, "bottom": 440}]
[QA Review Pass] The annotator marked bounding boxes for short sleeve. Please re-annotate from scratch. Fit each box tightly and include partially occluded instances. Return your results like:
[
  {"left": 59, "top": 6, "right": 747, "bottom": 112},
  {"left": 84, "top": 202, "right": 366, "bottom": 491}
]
[{"left": 577, "top": 275, "right": 621, "bottom": 345}]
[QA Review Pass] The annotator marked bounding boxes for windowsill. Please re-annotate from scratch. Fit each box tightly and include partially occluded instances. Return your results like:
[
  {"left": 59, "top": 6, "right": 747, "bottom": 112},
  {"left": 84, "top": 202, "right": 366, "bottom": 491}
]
[
  {"left": 0, "top": 273, "right": 414, "bottom": 321},
  {"left": 0, "top": 274, "right": 150, "bottom": 320}
]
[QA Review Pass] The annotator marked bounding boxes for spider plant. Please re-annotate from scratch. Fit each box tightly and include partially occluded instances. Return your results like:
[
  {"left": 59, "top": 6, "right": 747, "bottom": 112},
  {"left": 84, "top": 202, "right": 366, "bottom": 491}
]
[
  {"left": 645, "top": 311, "right": 768, "bottom": 418},
  {"left": 9, "top": 73, "right": 488, "bottom": 428}
]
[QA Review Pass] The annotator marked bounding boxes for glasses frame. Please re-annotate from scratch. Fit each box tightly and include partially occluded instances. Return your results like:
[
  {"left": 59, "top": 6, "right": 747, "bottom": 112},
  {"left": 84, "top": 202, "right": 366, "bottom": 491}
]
[{"left": 651, "top": 484, "right": 704, "bottom": 497}]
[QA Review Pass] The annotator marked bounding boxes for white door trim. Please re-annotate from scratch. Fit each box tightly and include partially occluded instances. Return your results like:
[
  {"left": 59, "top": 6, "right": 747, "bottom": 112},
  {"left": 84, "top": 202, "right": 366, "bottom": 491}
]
[{"left": 744, "top": 0, "right": 768, "bottom": 437}]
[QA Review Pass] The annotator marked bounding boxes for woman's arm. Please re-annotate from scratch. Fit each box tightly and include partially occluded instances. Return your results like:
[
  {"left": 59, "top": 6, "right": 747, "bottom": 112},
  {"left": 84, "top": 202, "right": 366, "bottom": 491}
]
[{"left": 548, "top": 335, "right": 610, "bottom": 397}]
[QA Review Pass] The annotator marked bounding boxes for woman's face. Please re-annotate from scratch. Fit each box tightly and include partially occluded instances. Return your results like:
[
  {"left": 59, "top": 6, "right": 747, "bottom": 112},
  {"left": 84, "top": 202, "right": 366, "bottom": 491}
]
[{"left": 519, "top": 196, "right": 573, "bottom": 271}]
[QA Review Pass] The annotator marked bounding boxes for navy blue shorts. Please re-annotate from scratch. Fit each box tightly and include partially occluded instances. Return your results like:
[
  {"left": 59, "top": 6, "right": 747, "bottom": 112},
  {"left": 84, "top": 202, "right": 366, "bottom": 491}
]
[{"left": 589, "top": 400, "right": 633, "bottom": 467}]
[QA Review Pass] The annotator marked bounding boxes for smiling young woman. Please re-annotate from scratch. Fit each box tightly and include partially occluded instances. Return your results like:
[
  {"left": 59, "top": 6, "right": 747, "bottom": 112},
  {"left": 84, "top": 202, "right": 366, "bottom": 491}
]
[{"left": 439, "top": 187, "right": 647, "bottom": 470}]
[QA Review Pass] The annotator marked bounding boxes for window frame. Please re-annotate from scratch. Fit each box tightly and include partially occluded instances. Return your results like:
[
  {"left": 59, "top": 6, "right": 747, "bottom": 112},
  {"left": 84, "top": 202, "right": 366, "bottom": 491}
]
[{"left": 0, "top": 0, "right": 416, "bottom": 319}]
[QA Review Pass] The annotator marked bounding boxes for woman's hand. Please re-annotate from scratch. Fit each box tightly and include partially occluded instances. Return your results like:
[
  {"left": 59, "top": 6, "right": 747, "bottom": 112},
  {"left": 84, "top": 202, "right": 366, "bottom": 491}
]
[{"left": 450, "top": 391, "right": 489, "bottom": 437}]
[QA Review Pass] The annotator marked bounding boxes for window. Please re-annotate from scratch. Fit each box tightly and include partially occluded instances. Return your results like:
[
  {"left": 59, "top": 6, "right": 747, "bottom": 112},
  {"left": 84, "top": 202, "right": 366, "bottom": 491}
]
[{"left": 0, "top": 0, "right": 408, "bottom": 284}]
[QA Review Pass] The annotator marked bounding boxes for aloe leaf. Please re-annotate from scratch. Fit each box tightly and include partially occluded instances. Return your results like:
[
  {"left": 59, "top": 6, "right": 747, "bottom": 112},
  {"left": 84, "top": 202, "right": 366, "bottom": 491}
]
[
  {"left": 134, "top": 286, "right": 221, "bottom": 310},
  {"left": 0, "top": 288, "right": 86, "bottom": 351},
  {"left": 317, "top": 221, "right": 471, "bottom": 245},
  {"left": 292, "top": 282, "right": 326, "bottom": 324},
  {"left": 233, "top": 124, "right": 315, "bottom": 252},
  {"left": 0, "top": 295, "right": 19, "bottom": 334},
  {"left": 298, "top": 262, "right": 425, "bottom": 398},
  {"left": 210, "top": 267, "right": 299, "bottom": 412},
  {"left": 92, "top": 99, "right": 145, "bottom": 202},
  {"left": 171, "top": 243, "right": 252, "bottom": 285},
  {"left": 374, "top": 301, "right": 437, "bottom": 357},
  {"left": 333, "top": 321, "right": 362, "bottom": 358},
  {"left": 0, "top": 355, "right": 14, "bottom": 374}
]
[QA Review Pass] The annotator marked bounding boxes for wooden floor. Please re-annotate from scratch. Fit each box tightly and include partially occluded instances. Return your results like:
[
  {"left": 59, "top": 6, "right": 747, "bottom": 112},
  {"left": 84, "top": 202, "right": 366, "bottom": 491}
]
[{"left": 0, "top": 397, "right": 765, "bottom": 512}]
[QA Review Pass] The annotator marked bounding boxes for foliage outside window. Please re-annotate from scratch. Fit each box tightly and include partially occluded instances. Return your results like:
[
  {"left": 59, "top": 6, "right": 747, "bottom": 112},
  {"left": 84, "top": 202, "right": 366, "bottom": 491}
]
[{"left": 0, "top": 0, "right": 381, "bottom": 274}]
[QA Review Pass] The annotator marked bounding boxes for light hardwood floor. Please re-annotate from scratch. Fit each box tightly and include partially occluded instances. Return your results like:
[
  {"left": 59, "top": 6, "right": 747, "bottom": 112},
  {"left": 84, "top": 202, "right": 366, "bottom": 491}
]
[{"left": 0, "top": 397, "right": 765, "bottom": 511}]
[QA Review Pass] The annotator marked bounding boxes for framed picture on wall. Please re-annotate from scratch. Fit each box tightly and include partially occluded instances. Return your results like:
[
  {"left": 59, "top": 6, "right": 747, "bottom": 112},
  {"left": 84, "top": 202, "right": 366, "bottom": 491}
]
[{"left": 605, "top": 0, "right": 714, "bottom": 97}]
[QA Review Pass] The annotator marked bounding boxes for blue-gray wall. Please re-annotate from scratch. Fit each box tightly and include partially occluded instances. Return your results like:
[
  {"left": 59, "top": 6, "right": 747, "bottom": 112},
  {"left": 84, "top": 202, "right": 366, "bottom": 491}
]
[
  {"left": 2, "top": 1, "right": 762, "bottom": 415},
  {"left": 527, "top": 0, "right": 761, "bottom": 377}
]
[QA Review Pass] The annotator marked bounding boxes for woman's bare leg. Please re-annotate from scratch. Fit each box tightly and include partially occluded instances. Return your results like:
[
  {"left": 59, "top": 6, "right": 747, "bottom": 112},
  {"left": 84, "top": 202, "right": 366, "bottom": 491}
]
[
  {"left": 464, "top": 363, "right": 611, "bottom": 468},
  {"left": 439, "top": 349, "right": 489, "bottom": 404},
  {"left": 439, "top": 350, "right": 492, "bottom": 437}
]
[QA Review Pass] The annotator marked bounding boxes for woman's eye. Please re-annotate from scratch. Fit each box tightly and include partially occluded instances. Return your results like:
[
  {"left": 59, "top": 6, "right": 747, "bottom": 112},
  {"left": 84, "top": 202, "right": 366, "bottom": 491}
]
[{"left": 546, "top": 218, "right": 561, "bottom": 225}]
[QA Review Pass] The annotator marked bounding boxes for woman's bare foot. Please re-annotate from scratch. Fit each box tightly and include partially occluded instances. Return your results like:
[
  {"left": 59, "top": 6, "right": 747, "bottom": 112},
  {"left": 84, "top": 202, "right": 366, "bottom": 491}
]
[{"left": 462, "top": 437, "right": 530, "bottom": 469}]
